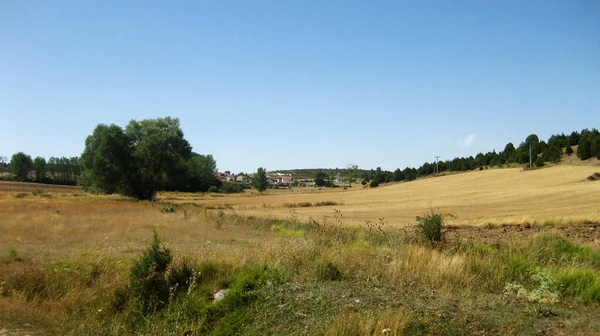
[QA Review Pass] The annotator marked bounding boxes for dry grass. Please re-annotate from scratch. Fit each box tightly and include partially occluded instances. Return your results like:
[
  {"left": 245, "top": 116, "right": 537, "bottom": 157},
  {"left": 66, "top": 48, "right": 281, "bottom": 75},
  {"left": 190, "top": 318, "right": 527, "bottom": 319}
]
[
  {"left": 1, "top": 166, "right": 600, "bottom": 334},
  {"left": 158, "top": 165, "right": 600, "bottom": 227}
]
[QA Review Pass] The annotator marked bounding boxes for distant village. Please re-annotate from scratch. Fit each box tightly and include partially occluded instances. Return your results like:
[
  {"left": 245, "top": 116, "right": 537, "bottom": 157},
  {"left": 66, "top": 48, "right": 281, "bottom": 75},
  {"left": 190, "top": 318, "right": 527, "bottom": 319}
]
[{"left": 216, "top": 171, "right": 295, "bottom": 185}]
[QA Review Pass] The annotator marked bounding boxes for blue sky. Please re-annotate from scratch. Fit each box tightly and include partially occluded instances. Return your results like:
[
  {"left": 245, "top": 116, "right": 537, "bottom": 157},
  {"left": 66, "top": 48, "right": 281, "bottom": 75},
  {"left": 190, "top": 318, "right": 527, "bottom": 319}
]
[{"left": 1, "top": 1, "right": 599, "bottom": 173}]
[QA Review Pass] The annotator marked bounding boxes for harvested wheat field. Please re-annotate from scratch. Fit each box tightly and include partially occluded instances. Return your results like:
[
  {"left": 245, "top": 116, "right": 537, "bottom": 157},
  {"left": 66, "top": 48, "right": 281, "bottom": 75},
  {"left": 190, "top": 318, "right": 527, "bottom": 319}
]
[{"left": 160, "top": 165, "right": 600, "bottom": 227}]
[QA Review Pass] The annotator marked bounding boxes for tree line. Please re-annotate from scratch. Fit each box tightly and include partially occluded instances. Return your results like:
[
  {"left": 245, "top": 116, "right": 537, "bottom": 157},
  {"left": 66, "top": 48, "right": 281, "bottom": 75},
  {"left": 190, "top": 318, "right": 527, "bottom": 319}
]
[
  {"left": 3, "top": 123, "right": 599, "bottom": 197},
  {"left": 0, "top": 154, "right": 82, "bottom": 185},
  {"left": 352, "top": 128, "right": 600, "bottom": 186}
]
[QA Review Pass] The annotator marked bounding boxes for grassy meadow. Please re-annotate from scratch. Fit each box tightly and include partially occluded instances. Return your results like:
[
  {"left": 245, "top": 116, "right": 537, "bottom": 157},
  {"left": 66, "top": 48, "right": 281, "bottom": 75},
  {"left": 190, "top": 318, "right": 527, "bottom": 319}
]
[{"left": 1, "top": 165, "right": 600, "bottom": 335}]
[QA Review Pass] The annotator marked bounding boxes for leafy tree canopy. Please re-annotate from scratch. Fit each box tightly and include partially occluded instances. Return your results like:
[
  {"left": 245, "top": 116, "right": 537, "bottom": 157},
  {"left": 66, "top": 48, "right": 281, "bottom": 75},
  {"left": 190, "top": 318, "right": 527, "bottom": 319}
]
[{"left": 80, "top": 117, "right": 217, "bottom": 200}]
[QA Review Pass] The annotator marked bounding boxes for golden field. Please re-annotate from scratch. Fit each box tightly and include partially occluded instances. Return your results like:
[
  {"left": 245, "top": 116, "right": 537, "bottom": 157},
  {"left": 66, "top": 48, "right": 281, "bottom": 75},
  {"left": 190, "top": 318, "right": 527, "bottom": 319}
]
[
  {"left": 160, "top": 165, "right": 600, "bottom": 227},
  {"left": 1, "top": 165, "right": 600, "bottom": 335}
]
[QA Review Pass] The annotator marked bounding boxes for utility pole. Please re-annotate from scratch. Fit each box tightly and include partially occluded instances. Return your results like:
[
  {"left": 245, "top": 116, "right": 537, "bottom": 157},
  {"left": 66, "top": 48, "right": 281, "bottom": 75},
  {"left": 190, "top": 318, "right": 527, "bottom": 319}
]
[
  {"left": 435, "top": 156, "right": 440, "bottom": 176},
  {"left": 529, "top": 145, "right": 532, "bottom": 168}
]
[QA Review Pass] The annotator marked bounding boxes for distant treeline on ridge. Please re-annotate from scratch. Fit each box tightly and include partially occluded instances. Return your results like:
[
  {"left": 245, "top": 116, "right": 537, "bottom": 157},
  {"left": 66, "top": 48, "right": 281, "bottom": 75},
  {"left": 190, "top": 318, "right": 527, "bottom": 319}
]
[{"left": 1, "top": 119, "right": 599, "bottom": 198}]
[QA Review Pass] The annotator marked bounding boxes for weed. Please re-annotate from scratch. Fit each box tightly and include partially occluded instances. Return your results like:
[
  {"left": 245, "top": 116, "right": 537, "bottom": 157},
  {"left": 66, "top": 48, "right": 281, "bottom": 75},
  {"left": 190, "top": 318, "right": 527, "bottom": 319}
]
[{"left": 504, "top": 268, "right": 559, "bottom": 304}]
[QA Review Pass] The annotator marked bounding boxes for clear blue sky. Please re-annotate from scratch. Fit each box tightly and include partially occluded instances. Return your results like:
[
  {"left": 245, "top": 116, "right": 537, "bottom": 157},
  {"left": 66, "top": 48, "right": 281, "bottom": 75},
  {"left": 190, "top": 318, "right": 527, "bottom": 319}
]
[{"left": 1, "top": 1, "right": 599, "bottom": 173}]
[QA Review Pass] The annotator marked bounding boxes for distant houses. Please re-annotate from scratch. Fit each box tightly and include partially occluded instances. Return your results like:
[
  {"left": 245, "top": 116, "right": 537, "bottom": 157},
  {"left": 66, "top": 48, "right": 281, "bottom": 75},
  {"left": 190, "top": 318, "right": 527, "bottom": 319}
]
[
  {"left": 216, "top": 171, "right": 246, "bottom": 182},
  {"left": 216, "top": 171, "right": 293, "bottom": 186}
]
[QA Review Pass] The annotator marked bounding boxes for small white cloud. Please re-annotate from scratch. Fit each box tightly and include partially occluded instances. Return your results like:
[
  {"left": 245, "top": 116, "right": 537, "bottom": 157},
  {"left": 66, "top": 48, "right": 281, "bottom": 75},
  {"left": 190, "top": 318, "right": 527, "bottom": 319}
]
[{"left": 458, "top": 134, "right": 476, "bottom": 148}]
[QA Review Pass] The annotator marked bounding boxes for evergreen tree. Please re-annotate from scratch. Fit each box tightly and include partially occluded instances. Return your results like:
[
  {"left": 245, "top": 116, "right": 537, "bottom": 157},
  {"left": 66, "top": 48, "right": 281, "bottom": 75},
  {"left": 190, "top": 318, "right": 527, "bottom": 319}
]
[{"left": 577, "top": 139, "right": 592, "bottom": 160}]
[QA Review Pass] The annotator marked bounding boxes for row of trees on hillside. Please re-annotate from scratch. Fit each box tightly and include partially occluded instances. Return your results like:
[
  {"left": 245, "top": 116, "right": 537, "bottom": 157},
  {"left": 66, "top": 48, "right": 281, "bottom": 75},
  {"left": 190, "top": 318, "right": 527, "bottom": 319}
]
[
  {"left": 0, "top": 153, "right": 81, "bottom": 185},
  {"left": 80, "top": 117, "right": 220, "bottom": 200},
  {"left": 311, "top": 128, "right": 600, "bottom": 188}
]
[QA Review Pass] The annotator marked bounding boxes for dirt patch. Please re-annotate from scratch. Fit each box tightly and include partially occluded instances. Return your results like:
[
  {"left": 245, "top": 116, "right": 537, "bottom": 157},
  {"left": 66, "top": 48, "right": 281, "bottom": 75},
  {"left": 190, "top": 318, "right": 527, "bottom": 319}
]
[{"left": 446, "top": 222, "right": 600, "bottom": 247}]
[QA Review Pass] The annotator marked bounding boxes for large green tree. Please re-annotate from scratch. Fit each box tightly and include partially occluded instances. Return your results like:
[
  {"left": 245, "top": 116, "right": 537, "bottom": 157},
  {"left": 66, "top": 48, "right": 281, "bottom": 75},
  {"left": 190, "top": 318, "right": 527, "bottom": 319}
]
[
  {"left": 33, "top": 157, "right": 47, "bottom": 182},
  {"left": 314, "top": 171, "right": 326, "bottom": 187},
  {"left": 252, "top": 167, "right": 269, "bottom": 192},
  {"left": 577, "top": 139, "right": 592, "bottom": 160},
  {"left": 80, "top": 117, "right": 210, "bottom": 200},
  {"left": 185, "top": 154, "right": 220, "bottom": 192},
  {"left": 9, "top": 152, "right": 33, "bottom": 181}
]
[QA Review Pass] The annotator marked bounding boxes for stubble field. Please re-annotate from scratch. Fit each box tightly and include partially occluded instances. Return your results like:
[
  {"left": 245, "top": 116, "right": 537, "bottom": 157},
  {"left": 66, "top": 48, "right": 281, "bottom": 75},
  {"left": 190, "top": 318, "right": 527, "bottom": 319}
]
[{"left": 160, "top": 165, "right": 600, "bottom": 227}]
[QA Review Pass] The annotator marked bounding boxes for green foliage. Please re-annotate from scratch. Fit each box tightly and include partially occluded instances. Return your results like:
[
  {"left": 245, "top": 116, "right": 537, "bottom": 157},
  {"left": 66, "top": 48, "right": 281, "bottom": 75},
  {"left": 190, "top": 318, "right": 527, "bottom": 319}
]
[
  {"left": 81, "top": 117, "right": 218, "bottom": 200},
  {"left": 527, "top": 234, "right": 600, "bottom": 268},
  {"left": 504, "top": 268, "right": 559, "bottom": 304},
  {"left": 416, "top": 208, "right": 452, "bottom": 244},
  {"left": 184, "top": 154, "right": 220, "bottom": 193},
  {"left": 315, "top": 261, "right": 343, "bottom": 281},
  {"left": 220, "top": 181, "right": 245, "bottom": 194},
  {"left": 542, "top": 146, "right": 561, "bottom": 163},
  {"left": 314, "top": 171, "right": 327, "bottom": 187},
  {"left": 568, "top": 131, "right": 580, "bottom": 146},
  {"left": 118, "top": 231, "right": 174, "bottom": 314},
  {"left": 33, "top": 157, "right": 47, "bottom": 182},
  {"left": 534, "top": 156, "right": 545, "bottom": 167},
  {"left": 252, "top": 167, "right": 269, "bottom": 192},
  {"left": 208, "top": 186, "right": 219, "bottom": 193},
  {"left": 565, "top": 145, "right": 573, "bottom": 155},
  {"left": 577, "top": 139, "right": 592, "bottom": 160},
  {"left": 369, "top": 180, "right": 379, "bottom": 188},
  {"left": 9, "top": 152, "right": 33, "bottom": 181},
  {"left": 557, "top": 269, "right": 600, "bottom": 304},
  {"left": 591, "top": 137, "right": 600, "bottom": 159}
]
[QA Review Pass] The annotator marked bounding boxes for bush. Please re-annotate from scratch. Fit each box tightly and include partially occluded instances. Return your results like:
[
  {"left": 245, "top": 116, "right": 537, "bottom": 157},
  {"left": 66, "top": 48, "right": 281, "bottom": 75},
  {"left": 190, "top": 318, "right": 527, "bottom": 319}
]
[
  {"left": 207, "top": 186, "right": 219, "bottom": 193},
  {"left": 369, "top": 181, "right": 379, "bottom": 188},
  {"left": 220, "top": 181, "right": 245, "bottom": 194},
  {"left": 534, "top": 156, "right": 545, "bottom": 167},
  {"left": 587, "top": 172, "right": 600, "bottom": 181},
  {"left": 114, "top": 232, "right": 195, "bottom": 315},
  {"left": 565, "top": 146, "right": 573, "bottom": 155},
  {"left": 416, "top": 208, "right": 453, "bottom": 244}
]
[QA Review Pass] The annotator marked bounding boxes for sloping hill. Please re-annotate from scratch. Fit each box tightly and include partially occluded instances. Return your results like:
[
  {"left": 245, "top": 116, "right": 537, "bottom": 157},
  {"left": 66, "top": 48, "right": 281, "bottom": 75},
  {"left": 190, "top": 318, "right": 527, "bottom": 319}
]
[{"left": 178, "top": 165, "right": 600, "bottom": 227}]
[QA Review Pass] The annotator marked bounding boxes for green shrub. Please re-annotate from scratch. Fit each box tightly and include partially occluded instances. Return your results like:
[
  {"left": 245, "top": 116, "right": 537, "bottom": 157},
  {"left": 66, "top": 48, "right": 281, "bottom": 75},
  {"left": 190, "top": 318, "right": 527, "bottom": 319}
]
[
  {"left": 207, "top": 185, "right": 219, "bottom": 193},
  {"left": 534, "top": 156, "right": 545, "bottom": 167},
  {"left": 220, "top": 181, "right": 245, "bottom": 194},
  {"left": 114, "top": 232, "right": 195, "bottom": 315},
  {"left": 565, "top": 146, "right": 573, "bottom": 155},
  {"left": 369, "top": 181, "right": 379, "bottom": 188},
  {"left": 415, "top": 208, "right": 452, "bottom": 244}
]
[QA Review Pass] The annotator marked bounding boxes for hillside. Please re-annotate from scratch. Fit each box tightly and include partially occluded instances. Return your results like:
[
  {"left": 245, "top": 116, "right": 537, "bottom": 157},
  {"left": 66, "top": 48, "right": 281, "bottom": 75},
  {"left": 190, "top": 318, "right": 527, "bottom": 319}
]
[{"left": 162, "top": 165, "right": 600, "bottom": 227}]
